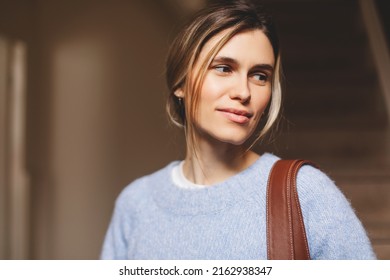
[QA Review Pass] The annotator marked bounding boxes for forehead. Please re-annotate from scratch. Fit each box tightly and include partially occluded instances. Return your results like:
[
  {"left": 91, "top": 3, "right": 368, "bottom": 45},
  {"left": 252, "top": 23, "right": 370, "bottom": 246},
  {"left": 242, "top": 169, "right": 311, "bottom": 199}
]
[{"left": 199, "top": 28, "right": 275, "bottom": 67}]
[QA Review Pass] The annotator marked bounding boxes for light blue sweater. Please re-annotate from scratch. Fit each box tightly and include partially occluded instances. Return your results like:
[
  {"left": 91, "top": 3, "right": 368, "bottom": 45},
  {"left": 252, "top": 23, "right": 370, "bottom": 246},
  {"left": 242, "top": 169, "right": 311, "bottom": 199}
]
[{"left": 101, "top": 153, "right": 376, "bottom": 259}]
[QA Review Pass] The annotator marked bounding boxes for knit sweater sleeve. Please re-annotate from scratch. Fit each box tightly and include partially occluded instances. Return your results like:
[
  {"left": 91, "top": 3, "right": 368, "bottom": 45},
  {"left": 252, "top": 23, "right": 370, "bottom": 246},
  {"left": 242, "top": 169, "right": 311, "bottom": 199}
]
[
  {"left": 100, "top": 181, "right": 139, "bottom": 260},
  {"left": 297, "top": 165, "right": 376, "bottom": 260}
]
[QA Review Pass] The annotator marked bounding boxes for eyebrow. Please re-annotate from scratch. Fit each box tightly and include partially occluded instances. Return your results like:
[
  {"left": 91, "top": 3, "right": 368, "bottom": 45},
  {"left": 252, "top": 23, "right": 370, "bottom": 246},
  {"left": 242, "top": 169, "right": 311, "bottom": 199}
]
[{"left": 212, "top": 56, "right": 274, "bottom": 72}]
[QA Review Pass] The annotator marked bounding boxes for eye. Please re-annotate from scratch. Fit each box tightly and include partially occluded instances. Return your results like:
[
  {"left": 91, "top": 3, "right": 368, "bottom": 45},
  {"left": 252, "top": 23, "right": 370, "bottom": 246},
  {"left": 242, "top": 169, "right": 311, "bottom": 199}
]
[
  {"left": 214, "top": 65, "right": 232, "bottom": 74},
  {"left": 252, "top": 73, "right": 269, "bottom": 85}
]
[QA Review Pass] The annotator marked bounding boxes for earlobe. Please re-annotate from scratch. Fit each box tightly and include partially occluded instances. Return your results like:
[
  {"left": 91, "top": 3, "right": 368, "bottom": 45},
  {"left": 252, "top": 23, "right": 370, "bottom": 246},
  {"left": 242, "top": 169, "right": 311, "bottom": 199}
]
[{"left": 174, "top": 88, "right": 184, "bottom": 98}]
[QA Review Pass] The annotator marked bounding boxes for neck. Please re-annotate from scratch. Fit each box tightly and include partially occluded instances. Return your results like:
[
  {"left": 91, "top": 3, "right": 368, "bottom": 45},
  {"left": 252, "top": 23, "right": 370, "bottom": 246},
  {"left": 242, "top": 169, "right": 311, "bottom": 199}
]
[{"left": 183, "top": 136, "right": 259, "bottom": 186}]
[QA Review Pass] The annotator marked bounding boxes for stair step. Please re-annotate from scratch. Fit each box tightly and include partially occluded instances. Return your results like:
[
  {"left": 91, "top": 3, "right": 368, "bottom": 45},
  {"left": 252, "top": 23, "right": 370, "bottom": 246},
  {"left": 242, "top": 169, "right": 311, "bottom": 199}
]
[
  {"left": 373, "top": 244, "right": 390, "bottom": 260},
  {"left": 259, "top": 129, "right": 390, "bottom": 163},
  {"left": 339, "top": 181, "right": 390, "bottom": 259},
  {"left": 282, "top": 47, "right": 374, "bottom": 70}
]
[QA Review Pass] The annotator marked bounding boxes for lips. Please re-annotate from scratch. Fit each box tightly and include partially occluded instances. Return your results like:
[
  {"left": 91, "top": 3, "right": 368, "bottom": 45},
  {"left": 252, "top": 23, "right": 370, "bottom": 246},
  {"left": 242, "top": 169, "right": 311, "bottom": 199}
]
[{"left": 217, "top": 108, "right": 253, "bottom": 124}]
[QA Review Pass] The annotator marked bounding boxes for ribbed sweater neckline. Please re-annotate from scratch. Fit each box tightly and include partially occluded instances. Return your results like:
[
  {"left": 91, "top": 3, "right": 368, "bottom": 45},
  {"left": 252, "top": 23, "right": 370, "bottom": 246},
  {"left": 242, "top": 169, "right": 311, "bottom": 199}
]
[{"left": 151, "top": 153, "right": 278, "bottom": 216}]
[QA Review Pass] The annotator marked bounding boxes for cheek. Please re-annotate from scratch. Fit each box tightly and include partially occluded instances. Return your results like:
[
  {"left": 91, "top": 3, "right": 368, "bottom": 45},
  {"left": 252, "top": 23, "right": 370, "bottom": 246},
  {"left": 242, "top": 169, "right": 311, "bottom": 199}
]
[
  {"left": 264, "top": 89, "right": 272, "bottom": 107},
  {"left": 254, "top": 87, "right": 272, "bottom": 111},
  {"left": 199, "top": 75, "right": 227, "bottom": 102}
]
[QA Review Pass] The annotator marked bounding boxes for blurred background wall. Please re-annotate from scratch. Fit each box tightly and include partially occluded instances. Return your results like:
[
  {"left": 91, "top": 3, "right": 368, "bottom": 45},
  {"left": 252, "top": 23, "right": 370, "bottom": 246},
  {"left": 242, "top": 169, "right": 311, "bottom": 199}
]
[{"left": 0, "top": 0, "right": 389, "bottom": 259}]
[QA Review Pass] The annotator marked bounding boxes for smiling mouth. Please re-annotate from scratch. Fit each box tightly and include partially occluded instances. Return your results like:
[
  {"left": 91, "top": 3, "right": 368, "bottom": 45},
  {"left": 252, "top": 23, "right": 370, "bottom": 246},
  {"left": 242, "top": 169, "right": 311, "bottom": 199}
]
[{"left": 217, "top": 108, "right": 252, "bottom": 124}]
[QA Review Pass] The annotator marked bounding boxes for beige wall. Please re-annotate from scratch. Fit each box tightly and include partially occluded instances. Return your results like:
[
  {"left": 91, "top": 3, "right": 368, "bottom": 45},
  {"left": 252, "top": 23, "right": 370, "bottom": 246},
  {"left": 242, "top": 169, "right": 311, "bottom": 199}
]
[
  {"left": 1, "top": 0, "right": 185, "bottom": 259},
  {"left": 33, "top": 0, "right": 188, "bottom": 259}
]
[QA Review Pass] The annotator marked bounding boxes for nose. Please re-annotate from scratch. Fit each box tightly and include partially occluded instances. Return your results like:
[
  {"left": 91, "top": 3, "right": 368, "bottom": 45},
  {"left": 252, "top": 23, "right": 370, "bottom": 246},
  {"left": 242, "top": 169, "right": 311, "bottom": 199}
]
[{"left": 229, "top": 76, "right": 251, "bottom": 103}]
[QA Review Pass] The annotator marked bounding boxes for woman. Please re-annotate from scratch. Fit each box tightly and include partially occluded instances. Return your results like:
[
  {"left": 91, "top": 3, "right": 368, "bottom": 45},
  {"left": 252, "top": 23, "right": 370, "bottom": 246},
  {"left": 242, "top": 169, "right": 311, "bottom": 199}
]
[{"left": 101, "top": 0, "right": 375, "bottom": 259}]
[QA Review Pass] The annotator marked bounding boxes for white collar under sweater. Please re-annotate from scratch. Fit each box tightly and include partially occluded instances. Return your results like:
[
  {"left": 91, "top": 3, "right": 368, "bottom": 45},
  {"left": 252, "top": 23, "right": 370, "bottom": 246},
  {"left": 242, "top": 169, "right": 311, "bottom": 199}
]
[{"left": 171, "top": 161, "right": 208, "bottom": 189}]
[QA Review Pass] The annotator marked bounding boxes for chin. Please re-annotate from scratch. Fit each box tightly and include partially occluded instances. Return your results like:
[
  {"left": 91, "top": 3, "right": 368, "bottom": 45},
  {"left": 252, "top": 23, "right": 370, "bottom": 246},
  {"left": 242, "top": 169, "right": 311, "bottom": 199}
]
[
  {"left": 196, "top": 125, "right": 255, "bottom": 146},
  {"left": 212, "top": 132, "right": 251, "bottom": 146}
]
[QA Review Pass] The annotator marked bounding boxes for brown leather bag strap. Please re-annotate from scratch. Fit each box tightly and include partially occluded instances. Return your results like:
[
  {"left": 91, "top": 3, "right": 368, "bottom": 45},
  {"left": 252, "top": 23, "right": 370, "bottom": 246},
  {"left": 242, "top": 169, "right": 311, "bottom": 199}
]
[{"left": 266, "top": 159, "right": 315, "bottom": 260}]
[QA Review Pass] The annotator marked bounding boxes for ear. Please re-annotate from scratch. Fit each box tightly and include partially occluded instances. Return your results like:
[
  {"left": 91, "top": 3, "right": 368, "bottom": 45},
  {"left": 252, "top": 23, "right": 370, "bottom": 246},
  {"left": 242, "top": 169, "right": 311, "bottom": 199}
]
[{"left": 174, "top": 88, "right": 184, "bottom": 98}]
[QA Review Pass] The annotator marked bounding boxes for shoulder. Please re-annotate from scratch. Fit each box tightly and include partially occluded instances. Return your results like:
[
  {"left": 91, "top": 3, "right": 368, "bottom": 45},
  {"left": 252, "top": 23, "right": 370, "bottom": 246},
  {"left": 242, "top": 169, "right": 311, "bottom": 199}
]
[
  {"left": 295, "top": 163, "right": 351, "bottom": 219},
  {"left": 296, "top": 163, "right": 340, "bottom": 200},
  {"left": 261, "top": 156, "right": 341, "bottom": 204},
  {"left": 114, "top": 161, "right": 179, "bottom": 212},
  {"left": 294, "top": 163, "right": 375, "bottom": 259},
  {"left": 264, "top": 158, "right": 346, "bottom": 216}
]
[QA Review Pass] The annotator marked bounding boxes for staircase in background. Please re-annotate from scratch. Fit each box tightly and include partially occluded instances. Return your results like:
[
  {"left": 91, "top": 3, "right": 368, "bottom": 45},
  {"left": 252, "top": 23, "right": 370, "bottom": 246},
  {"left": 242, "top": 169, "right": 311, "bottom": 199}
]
[{"left": 258, "top": 0, "right": 390, "bottom": 259}]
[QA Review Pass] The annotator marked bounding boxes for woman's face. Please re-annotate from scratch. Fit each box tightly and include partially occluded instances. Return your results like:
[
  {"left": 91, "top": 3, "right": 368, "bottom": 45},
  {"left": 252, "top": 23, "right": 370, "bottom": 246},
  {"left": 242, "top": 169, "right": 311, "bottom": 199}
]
[{"left": 191, "top": 29, "right": 275, "bottom": 146}]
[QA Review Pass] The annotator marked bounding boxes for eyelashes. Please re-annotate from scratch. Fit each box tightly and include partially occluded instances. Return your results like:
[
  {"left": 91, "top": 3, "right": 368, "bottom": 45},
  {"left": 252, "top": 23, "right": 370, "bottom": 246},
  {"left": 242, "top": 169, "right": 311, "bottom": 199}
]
[
  {"left": 214, "top": 65, "right": 232, "bottom": 73},
  {"left": 212, "top": 64, "right": 270, "bottom": 85},
  {"left": 252, "top": 73, "right": 269, "bottom": 85}
]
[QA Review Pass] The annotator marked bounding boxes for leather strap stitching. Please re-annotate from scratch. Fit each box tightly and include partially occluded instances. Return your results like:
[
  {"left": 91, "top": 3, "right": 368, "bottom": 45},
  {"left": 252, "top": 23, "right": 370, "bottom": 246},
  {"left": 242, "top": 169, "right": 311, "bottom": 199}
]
[
  {"left": 266, "top": 163, "right": 276, "bottom": 259},
  {"left": 286, "top": 160, "right": 296, "bottom": 260},
  {"left": 292, "top": 160, "right": 312, "bottom": 259}
]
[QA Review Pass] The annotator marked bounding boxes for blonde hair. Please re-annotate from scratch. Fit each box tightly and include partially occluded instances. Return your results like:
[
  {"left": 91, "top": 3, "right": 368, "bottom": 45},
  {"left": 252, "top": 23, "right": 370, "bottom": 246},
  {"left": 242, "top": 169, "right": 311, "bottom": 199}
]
[{"left": 166, "top": 0, "right": 281, "bottom": 152}]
